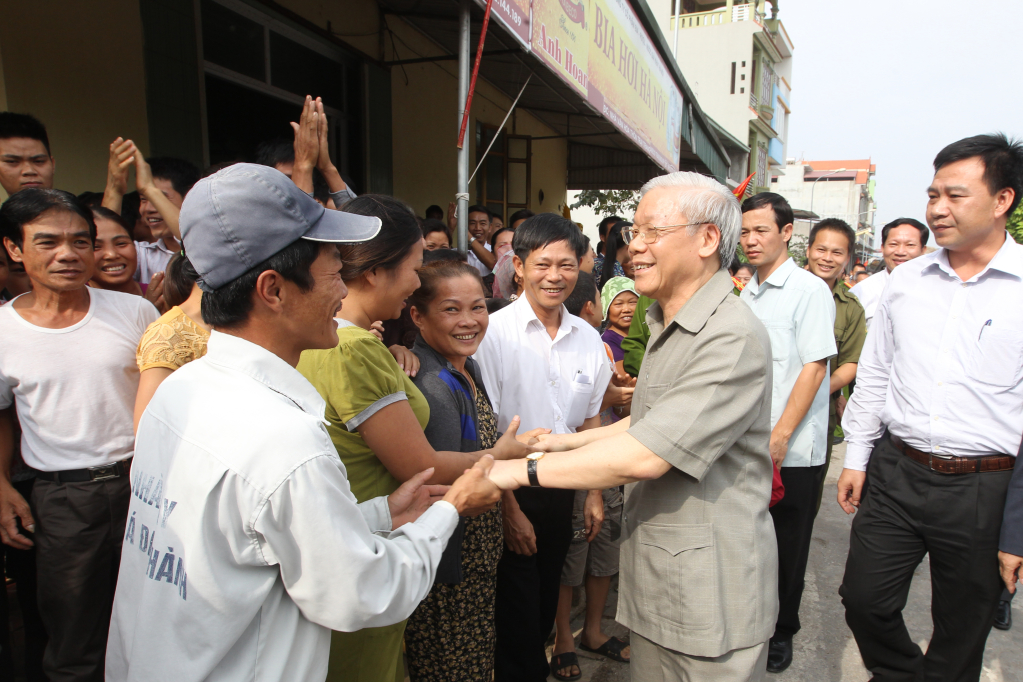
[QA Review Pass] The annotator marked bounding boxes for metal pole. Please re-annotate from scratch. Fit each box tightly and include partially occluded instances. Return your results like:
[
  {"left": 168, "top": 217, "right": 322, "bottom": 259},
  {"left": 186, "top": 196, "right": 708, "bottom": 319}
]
[
  {"left": 456, "top": 0, "right": 471, "bottom": 256},
  {"left": 673, "top": 5, "right": 680, "bottom": 57}
]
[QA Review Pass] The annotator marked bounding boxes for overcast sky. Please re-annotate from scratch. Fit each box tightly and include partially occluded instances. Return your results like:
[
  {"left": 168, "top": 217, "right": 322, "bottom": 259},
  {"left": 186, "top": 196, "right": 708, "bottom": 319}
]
[{"left": 779, "top": 0, "right": 1023, "bottom": 244}]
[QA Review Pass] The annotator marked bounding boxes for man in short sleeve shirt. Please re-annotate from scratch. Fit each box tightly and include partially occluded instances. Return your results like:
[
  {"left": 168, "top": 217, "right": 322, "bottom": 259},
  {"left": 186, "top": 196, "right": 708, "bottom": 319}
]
[
  {"left": 805, "top": 219, "right": 867, "bottom": 492},
  {"left": 849, "top": 218, "right": 929, "bottom": 330},
  {"left": 475, "top": 215, "right": 611, "bottom": 682},
  {"left": 0, "top": 189, "right": 159, "bottom": 681},
  {"left": 488, "top": 172, "right": 779, "bottom": 681},
  {"left": 740, "top": 192, "right": 836, "bottom": 673}
]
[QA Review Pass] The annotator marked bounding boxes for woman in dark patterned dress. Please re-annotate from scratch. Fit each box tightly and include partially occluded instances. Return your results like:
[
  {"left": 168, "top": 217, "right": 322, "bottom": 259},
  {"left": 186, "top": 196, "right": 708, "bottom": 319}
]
[{"left": 404, "top": 260, "right": 540, "bottom": 681}]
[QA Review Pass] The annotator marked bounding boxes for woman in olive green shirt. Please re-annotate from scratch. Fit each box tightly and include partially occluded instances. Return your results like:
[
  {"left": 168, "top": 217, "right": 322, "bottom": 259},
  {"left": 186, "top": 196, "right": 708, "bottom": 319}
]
[{"left": 297, "top": 195, "right": 534, "bottom": 682}]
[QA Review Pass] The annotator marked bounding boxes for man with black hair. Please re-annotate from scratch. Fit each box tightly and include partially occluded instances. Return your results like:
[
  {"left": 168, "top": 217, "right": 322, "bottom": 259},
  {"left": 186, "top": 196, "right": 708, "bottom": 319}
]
[
  {"left": 465, "top": 204, "right": 497, "bottom": 275},
  {"left": 740, "top": 192, "right": 836, "bottom": 673},
  {"left": 475, "top": 214, "right": 611, "bottom": 682},
  {"left": 508, "top": 208, "right": 535, "bottom": 229},
  {"left": 0, "top": 113, "right": 55, "bottom": 196},
  {"left": 839, "top": 133, "right": 1023, "bottom": 682},
  {"left": 805, "top": 219, "right": 866, "bottom": 502},
  {"left": 851, "top": 217, "right": 930, "bottom": 329},
  {"left": 104, "top": 164, "right": 501, "bottom": 681},
  {"left": 0, "top": 189, "right": 160, "bottom": 682},
  {"left": 424, "top": 204, "right": 444, "bottom": 221},
  {"left": 596, "top": 215, "right": 622, "bottom": 256}
]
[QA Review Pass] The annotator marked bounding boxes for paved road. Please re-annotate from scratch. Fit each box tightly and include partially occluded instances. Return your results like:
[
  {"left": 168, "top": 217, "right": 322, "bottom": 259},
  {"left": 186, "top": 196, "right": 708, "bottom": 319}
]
[{"left": 553, "top": 443, "right": 1023, "bottom": 681}]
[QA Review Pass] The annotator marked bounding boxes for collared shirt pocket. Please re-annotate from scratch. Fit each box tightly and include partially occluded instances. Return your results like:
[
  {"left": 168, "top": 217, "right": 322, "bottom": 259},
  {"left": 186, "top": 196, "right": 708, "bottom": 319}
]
[
  {"left": 637, "top": 523, "right": 717, "bottom": 630},
  {"left": 765, "top": 321, "right": 795, "bottom": 362},
  {"left": 566, "top": 373, "right": 594, "bottom": 427},
  {"left": 972, "top": 328, "right": 1023, "bottom": 388}
]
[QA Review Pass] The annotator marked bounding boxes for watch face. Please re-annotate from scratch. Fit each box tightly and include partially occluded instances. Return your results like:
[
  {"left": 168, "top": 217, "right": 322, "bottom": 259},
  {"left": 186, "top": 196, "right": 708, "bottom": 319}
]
[{"left": 527, "top": 452, "right": 545, "bottom": 461}]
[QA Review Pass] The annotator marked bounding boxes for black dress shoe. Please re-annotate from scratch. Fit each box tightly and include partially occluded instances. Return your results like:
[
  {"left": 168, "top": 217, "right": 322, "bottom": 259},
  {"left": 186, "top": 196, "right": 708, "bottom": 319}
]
[
  {"left": 767, "top": 637, "right": 793, "bottom": 673},
  {"left": 994, "top": 600, "right": 1012, "bottom": 631}
]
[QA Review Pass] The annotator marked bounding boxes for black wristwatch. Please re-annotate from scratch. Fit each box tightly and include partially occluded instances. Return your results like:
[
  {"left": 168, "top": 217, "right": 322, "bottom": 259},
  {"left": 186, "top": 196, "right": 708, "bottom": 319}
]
[{"left": 527, "top": 453, "right": 544, "bottom": 488}]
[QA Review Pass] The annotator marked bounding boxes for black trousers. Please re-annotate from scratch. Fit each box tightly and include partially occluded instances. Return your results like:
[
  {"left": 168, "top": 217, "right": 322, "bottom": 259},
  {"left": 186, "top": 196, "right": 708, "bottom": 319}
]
[
  {"left": 771, "top": 463, "right": 826, "bottom": 640},
  {"left": 31, "top": 475, "right": 131, "bottom": 682},
  {"left": 840, "top": 435, "right": 1011, "bottom": 682},
  {"left": 494, "top": 487, "right": 574, "bottom": 682},
  {"left": 0, "top": 478, "right": 47, "bottom": 682}
]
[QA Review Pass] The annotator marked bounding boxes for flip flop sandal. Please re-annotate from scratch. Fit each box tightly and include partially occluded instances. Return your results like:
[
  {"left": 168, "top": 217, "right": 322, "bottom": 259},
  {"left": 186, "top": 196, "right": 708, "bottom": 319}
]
[
  {"left": 550, "top": 652, "right": 582, "bottom": 681},
  {"left": 580, "top": 636, "right": 630, "bottom": 663}
]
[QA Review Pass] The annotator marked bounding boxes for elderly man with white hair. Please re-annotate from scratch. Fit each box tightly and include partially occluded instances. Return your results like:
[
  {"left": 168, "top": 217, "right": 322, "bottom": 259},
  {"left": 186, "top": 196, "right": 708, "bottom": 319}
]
[{"left": 490, "top": 172, "right": 779, "bottom": 680}]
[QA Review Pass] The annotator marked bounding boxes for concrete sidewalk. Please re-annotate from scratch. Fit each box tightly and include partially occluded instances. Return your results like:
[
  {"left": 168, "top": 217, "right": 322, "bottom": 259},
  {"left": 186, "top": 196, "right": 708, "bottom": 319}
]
[{"left": 552, "top": 443, "right": 1023, "bottom": 681}]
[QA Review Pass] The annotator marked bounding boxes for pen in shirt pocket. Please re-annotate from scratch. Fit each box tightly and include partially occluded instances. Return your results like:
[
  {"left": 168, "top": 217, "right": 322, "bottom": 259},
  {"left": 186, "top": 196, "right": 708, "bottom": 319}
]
[{"left": 978, "top": 319, "right": 992, "bottom": 341}]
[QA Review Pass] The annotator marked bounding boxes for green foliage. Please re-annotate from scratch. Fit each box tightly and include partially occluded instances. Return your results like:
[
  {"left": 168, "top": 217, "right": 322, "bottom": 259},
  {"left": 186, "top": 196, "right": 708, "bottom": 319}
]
[
  {"left": 570, "top": 190, "right": 640, "bottom": 219},
  {"left": 1009, "top": 203, "right": 1023, "bottom": 245},
  {"left": 788, "top": 234, "right": 809, "bottom": 267}
]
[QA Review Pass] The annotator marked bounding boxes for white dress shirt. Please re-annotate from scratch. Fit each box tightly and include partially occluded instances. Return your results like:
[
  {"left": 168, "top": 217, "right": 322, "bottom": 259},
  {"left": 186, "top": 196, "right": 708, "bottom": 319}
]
[
  {"left": 740, "top": 258, "right": 837, "bottom": 467},
  {"left": 842, "top": 235, "right": 1023, "bottom": 471},
  {"left": 134, "top": 237, "right": 175, "bottom": 285},
  {"left": 468, "top": 241, "right": 493, "bottom": 276},
  {"left": 849, "top": 268, "right": 890, "bottom": 331},
  {"left": 474, "top": 295, "right": 612, "bottom": 434},
  {"left": 106, "top": 331, "right": 458, "bottom": 682}
]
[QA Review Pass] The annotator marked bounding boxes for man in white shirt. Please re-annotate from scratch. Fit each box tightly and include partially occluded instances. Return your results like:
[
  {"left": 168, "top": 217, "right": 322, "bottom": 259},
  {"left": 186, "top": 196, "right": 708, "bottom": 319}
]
[
  {"left": 475, "top": 214, "right": 612, "bottom": 682},
  {"left": 740, "top": 192, "right": 836, "bottom": 674},
  {"left": 849, "top": 217, "right": 929, "bottom": 329},
  {"left": 0, "top": 189, "right": 160, "bottom": 681},
  {"left": 839, "top": 134, "right": 1023, "bottom": 682},
  {"left": 103, "top": 164, "right": 502, "bottom": 682}
]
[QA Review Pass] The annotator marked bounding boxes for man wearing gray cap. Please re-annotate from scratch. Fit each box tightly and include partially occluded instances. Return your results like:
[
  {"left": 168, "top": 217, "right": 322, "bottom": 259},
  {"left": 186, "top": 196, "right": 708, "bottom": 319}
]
[{"left": 105, "top": 164, "right": 502, "bottom": 681}]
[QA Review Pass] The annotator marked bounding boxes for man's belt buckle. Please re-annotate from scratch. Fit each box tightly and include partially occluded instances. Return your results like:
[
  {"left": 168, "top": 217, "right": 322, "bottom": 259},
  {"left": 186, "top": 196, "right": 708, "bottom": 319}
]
[
  {"left": 927, "top": 452, "right": 954, "bottom": 474},
  {"left": 89, "top": 463, "right": 119, "bottom": 481}
]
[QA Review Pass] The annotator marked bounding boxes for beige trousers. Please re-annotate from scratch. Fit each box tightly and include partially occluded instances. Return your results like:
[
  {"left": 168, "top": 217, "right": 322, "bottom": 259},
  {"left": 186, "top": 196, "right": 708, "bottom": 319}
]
[{"left": 631, "top": 633, "right": 769, "bottom": 682}]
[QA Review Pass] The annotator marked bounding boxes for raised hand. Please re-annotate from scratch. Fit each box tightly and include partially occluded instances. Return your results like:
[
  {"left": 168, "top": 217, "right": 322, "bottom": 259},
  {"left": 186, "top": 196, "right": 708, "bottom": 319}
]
[
  {"left": 289, "top": 96, "right": 319, "bottom": 193},
  {"left": 103, "top": 137, "right": 137, "bottom": 213},
  {"left": 144, "top": 272, "right": 167, "bottom": 314},
  {"left": 490, "top": 416, "right": 537, "bottom": 460}
]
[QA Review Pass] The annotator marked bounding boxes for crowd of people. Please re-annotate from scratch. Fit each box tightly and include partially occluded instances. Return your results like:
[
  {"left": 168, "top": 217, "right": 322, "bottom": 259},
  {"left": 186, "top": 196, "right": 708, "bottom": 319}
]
[{"left": 0, "top": 97, "right": 1021, "bottom": 682}]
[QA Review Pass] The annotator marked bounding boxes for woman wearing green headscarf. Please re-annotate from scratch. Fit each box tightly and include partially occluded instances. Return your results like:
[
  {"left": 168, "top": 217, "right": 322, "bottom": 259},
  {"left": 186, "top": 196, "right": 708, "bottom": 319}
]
[{"left": 599, "top": 277, "right": 639, "bottom": 380}]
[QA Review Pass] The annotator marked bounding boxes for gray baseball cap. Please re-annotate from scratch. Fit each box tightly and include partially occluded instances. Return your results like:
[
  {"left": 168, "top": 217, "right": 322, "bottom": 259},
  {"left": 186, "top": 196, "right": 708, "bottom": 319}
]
[{"left": 180, "top": 163, "right": 381, "bottom": 291}]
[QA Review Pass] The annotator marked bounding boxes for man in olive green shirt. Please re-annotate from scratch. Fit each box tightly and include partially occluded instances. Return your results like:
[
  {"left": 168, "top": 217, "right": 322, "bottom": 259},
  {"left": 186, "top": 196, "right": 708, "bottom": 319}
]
[{"left": 805, "top": 220, "right": 867, "bottom": 481}]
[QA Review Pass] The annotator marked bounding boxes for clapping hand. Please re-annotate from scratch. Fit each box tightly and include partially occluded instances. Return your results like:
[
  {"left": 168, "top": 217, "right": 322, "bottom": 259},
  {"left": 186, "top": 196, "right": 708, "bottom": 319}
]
[
  {"left": 107, "top": 137, "right": 136, "bottom": 196},
  {"left": 289, "top": 96, "right": 320, "bottom": 193}
]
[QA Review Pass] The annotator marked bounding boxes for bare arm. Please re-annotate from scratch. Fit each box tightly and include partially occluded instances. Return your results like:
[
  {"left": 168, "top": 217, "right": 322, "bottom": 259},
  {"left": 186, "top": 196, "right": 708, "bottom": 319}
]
[
  {"left": 535, "top": 416, "right": 631, "bottom": 453},
  {"left": 134, "top": 367, "right": 173, "bottom": 432},
  {"left": 469, "top": 239, "right": 497, "bottom": 270},
  {"left": 829, "top": 362, "right": 857, "bottom": 395},
  {"left": 135, "top": 151, "right": 181, "bottom": 241},
  {"left": 357, "top": 401, "right": 532, "bottom": 485},
  {"left": 314, "top": 98, "right": 348, "bottom": 195},
  {"left": 770, "top": 359, "right": 828, "bottom": 467},
  {"left": 491, "top": 430, "right": 672, "bottom": 491},
  {"left": 0, "top": 408, "right": 34, "bottom": 549}
]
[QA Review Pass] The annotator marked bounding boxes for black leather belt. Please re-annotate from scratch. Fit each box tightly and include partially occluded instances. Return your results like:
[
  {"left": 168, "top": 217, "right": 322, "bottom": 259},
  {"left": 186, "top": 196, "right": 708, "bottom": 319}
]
[{"left": 34, "top": 458, "right": 132, "bottom": 484}]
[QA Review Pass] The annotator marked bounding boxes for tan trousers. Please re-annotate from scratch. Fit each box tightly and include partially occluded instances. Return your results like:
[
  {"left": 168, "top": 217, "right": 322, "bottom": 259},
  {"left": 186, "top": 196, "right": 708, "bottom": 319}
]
[{"left": 631, "top": 633, "right": 769, "bottom": 682}]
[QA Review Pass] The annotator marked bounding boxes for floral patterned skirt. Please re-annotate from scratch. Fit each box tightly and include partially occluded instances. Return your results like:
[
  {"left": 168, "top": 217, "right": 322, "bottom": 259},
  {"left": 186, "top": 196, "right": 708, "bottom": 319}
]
[{"left": 404, "top": 503, "right": 504, "bottom": 682}]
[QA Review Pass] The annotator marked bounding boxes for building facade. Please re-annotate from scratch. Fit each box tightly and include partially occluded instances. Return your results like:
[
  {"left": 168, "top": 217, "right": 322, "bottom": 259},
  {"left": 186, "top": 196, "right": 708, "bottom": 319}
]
[
  {"left": 648, "top": 0, "right": 793, "bottom": 193},
  {"left": 0, "top": 0, "right": 730, "bottom": 224},
  {"left": 772, "top": 158, "right": 878, "bottom": 263}
]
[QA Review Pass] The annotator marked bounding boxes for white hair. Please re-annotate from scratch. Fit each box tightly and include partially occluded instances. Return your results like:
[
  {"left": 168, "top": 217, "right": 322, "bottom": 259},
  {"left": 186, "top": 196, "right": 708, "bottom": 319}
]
[{"left": 639, "top": 171, "right": 741, "bottom": 269}]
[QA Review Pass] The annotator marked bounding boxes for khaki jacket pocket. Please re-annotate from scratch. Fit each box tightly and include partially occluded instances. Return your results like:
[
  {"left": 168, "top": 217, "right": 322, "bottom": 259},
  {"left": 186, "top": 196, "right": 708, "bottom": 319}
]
[{"left": 637, "top": 522, "right": 718, "bottom": 630}]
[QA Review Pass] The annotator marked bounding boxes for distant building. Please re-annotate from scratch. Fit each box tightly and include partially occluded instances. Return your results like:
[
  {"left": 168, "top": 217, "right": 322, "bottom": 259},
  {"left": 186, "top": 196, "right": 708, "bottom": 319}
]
[
  {"left": 772, "top": 159, "right": 878, "bottom": 263},
  {"left": 652, "top": 0, "right": 794, "bottom": 194}
]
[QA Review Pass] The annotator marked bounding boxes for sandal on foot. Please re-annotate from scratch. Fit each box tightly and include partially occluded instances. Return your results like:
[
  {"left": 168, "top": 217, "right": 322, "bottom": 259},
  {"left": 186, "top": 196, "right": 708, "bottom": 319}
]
[
  {"left": 580, "top": 636, "right": 630, "bottom": 663},
  {"left": 550, "top": 652, "right": 582, "bottom": 681}
]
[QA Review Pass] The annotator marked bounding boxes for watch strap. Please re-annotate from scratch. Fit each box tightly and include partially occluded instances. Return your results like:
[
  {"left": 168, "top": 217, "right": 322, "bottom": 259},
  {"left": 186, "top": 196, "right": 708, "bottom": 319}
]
[{"left": 527, "top": 458, "right": 542, "bottom": 487}]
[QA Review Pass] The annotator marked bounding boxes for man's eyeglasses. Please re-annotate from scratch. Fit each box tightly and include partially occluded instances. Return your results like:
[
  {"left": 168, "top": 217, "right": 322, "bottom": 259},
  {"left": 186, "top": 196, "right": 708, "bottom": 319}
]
[{"left": 622, "top": 223, "right": 706, "bottom": 245}]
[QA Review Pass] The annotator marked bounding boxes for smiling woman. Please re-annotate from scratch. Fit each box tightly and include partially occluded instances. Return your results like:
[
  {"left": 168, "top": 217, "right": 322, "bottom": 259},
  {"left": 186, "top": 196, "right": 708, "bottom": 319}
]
[
  {"left": 89, "top": 207, "right": 141, "bottom": 296},
  {"left": 296, "top": 196, "right": 536, "bottom": 682}
]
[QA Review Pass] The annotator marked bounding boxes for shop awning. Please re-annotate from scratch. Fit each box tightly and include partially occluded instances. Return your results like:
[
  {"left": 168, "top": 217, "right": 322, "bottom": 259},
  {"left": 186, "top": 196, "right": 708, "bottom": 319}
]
[{"left": 380, "top": 0, "right": 730, "bottom": 189}]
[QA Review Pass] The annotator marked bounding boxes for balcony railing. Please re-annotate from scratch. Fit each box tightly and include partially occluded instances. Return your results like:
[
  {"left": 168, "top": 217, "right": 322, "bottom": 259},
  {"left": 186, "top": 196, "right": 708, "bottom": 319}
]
[
  {"left": 673, "top": 3, "right": 763, "bottom": 29},
  {"left": 749, "top": 93, "right": 758, "bottom": 109}
]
